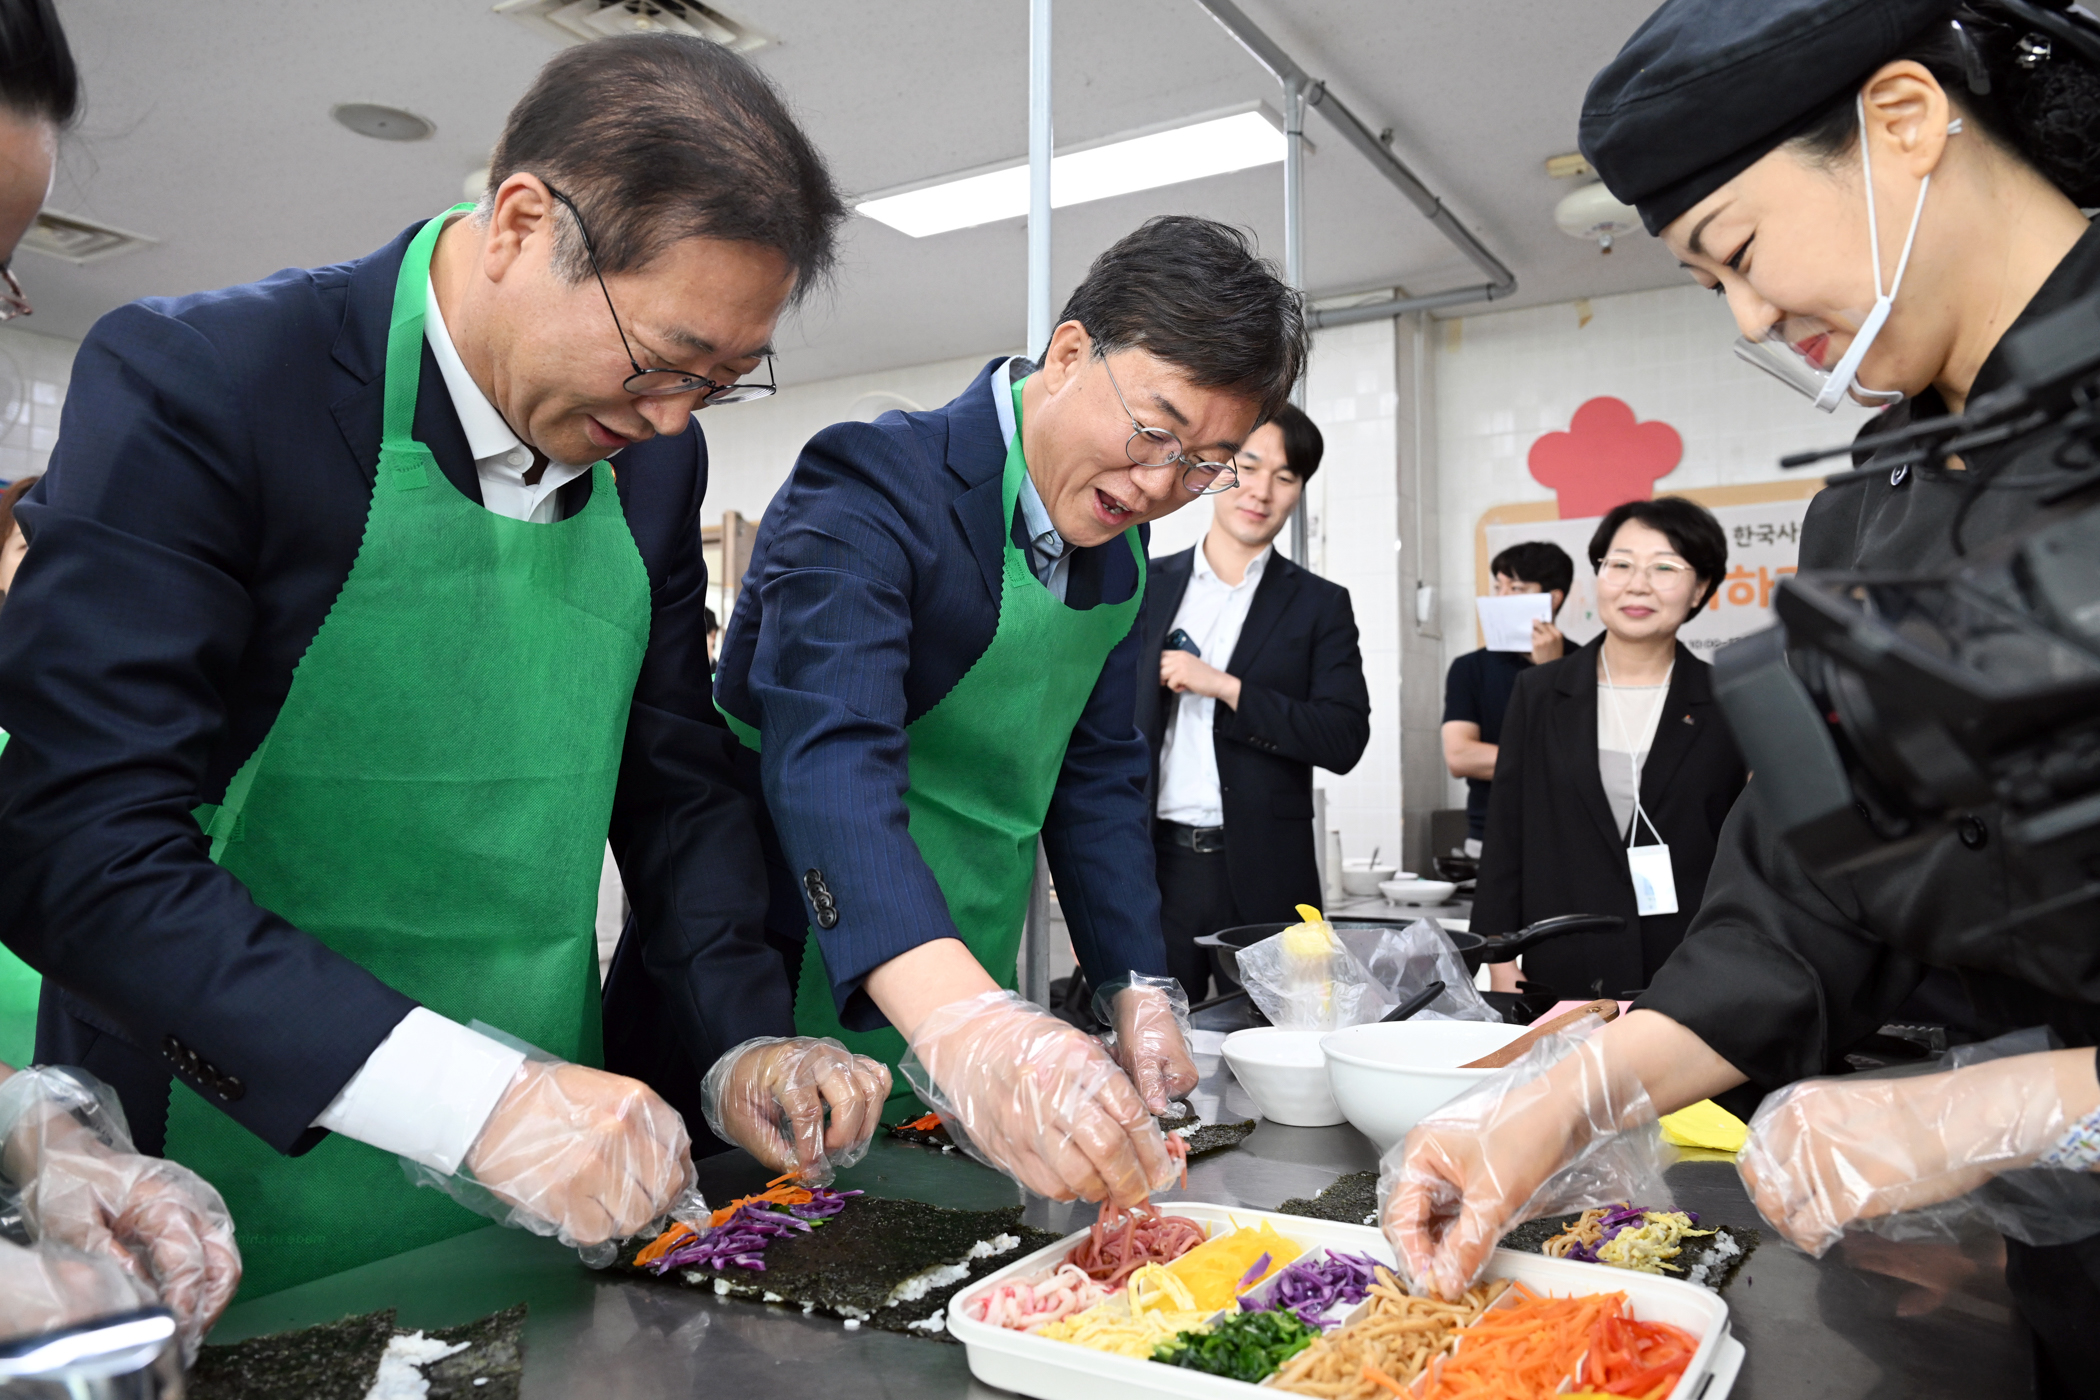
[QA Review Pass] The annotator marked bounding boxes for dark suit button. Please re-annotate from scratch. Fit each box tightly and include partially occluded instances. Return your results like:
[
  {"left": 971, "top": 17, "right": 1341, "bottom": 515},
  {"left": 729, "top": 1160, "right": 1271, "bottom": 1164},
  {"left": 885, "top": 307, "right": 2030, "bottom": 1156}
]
[
  {"left": 1957, "top": 814, "right": 1988, "bottom": 850},
  {"left": 815, "top": 907, "right": 839, "bottom": 930},
  {"left": 217, "top": 1076, "right": 245, "bottom": 1103}
]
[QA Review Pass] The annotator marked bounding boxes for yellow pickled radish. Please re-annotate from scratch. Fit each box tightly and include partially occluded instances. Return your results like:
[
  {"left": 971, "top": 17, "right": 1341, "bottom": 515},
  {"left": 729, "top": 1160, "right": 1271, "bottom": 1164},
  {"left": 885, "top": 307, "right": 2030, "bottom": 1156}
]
[{"left": 1165, "top": 1220, "right": 1303, "bottom": 1311}]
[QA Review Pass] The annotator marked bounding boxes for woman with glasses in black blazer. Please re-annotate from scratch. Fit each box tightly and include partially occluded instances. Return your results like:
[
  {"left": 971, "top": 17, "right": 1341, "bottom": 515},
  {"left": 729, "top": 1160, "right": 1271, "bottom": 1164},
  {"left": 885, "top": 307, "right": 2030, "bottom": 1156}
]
[{"left": 1472, "top": 496, "right": 1748, "bottom": 1003}]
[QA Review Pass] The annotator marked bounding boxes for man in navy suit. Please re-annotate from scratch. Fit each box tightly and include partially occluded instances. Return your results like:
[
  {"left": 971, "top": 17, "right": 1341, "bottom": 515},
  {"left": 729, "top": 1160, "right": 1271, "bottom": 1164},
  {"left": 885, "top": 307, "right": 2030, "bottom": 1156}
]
[
  {"left": 1135, "top": 404, "right": 1372, "bottom": 1001},
  {"left": 716, "top": 218, "right": 1308, "bottom": 1207},
  {"left": 0, "top": 35, "right": 887, "bottom": 1299}
]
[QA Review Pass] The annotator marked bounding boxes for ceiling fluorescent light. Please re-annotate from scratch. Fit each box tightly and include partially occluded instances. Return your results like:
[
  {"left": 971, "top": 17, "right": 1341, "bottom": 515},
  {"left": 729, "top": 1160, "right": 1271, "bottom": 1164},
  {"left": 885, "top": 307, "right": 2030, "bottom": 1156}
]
[{"left": 857, "top": 109, "right": 1286, "bottom": 238}]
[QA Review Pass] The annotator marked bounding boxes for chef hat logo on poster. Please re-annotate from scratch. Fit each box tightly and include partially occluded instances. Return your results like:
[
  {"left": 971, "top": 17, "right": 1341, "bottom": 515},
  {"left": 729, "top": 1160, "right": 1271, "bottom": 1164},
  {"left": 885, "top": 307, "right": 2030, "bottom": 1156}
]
[{"left": 1525, "top": 397, "right": 1683, "bottom": 519}]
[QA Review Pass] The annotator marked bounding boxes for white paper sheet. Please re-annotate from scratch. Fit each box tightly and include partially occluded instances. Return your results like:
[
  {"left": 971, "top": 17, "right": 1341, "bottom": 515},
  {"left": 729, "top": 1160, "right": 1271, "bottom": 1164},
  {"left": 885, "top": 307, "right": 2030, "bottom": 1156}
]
[{"left": 1475, "top": 593, "right": 1553, "bottom": 652}]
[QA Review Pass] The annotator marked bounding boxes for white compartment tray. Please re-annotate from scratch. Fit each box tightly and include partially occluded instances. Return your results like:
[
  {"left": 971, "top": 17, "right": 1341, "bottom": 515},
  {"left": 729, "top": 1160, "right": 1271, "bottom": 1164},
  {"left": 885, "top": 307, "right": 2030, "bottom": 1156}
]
[{"left": 947, "top": 1201, "right": 1741, "bottom": 1400}]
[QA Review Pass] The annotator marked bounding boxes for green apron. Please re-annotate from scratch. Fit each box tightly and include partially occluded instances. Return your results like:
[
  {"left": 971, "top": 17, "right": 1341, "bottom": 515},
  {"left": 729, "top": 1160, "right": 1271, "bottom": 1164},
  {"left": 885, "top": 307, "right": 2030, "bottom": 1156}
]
[
  {"left": 0, "top": 732, "right": 34, "bottom": 1067},
  {"left": 162, "top": 207, "right": 651, "bottom": 1299},
  {"left": 725, "top": 376, "right": 1144, "bottom": 1103}
]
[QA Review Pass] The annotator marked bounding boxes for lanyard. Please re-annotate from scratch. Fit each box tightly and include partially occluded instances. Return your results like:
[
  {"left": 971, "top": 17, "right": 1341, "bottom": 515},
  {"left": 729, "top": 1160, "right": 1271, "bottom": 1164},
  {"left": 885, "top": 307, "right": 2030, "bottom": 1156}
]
[{"left": 1600, "top": 648, "right": 1671, "bottom": 849}]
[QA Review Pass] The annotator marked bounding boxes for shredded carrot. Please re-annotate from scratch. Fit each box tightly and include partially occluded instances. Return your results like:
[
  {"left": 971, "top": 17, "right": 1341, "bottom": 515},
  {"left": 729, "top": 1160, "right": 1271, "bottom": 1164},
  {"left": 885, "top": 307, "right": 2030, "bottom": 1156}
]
[
  {"left": 633, "top": 1222, "right": 697, "bottom": 1266},
  {"left": 898, "top": 1111, "right": 944, "bottom": 1132},
  {"left": 702, "top": 1174, "right": 818, "bottom": 1229},
  {"left": 1419, "top": 1284, "right": 1628, "bottom": 1400},
  {"left": 1361, "top": 1362, "right": 1410, "bottom": 1397}
]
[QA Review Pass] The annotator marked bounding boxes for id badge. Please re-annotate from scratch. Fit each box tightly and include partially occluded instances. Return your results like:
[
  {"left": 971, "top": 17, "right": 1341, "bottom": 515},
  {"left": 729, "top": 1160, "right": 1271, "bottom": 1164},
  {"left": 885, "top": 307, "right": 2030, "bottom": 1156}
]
[{"left": 1627, "top": 843, "right": 1679, "bottom": 916}]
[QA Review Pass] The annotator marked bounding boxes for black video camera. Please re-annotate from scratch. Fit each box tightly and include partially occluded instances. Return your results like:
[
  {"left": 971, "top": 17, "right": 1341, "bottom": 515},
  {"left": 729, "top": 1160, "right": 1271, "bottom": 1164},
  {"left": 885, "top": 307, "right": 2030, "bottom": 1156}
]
[{"left": 1713, "top": 285, "right": 2100, "bottom": 933}]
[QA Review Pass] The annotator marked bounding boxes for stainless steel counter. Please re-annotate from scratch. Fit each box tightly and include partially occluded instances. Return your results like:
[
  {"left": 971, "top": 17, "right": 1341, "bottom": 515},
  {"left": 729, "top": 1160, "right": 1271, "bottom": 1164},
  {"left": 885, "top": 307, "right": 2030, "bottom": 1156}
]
[{"left": 207, "top": 1041, "right": 2029, "bottom": 1399}]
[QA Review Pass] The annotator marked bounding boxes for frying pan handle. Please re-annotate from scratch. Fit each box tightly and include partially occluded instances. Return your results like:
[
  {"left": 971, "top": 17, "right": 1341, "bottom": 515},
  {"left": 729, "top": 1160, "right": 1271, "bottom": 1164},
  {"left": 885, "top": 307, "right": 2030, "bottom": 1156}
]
[{"left": 1473, "top": 913, "right": 1624, "bottom": 962}]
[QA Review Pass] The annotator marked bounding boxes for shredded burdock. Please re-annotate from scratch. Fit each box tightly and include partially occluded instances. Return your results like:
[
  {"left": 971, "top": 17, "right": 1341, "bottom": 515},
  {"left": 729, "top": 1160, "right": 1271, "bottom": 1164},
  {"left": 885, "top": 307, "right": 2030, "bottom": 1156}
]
[{"left": 1268, "top": 1265, "right": 1508, "bottom": 1399}]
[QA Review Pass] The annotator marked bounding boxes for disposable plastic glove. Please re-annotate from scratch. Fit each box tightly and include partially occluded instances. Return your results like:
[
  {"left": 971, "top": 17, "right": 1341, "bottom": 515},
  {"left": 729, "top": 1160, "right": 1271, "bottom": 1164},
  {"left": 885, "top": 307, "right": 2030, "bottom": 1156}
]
[
  {"left": 701, "top": 1036, "right": 892, "bottom": 1184},
  {"left": 0, "top": 1068, "right": 239, "bottom": 1362},
  {"left": 1094, "top": 975, "right": 1201, "bottom": 1116},
  {"left": 458, "top": 1060, "right": 693, "bottom": 1259},
  {"left": 1380, "top": 1018, "right": 1670, "bottom": 1300},
  {"left": 0, "top": 1237, "right": 154, "bottom": 1343},
  {"left": 901, "top": 990, "right": 1177, "bottom": 1208},
  {"left": 1737, "top": 1048, "right": 2100, "bottom": 1258}
]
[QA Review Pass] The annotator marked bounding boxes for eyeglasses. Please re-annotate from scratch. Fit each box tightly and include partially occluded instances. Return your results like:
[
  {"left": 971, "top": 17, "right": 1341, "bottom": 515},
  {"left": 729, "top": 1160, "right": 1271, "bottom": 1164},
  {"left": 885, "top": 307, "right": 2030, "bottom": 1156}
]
[
  {"left": 0, "top": 264, "right": 32, "bottom": 323},
  {"left": 1598, "top": 558, "right": 1694, "bottom": 588},
  {"left": 1100, "top": 357, "right": 1238, "bottom": 495},
  {"left": 541, "top": 182, "right": 775, "bottom": 405}
]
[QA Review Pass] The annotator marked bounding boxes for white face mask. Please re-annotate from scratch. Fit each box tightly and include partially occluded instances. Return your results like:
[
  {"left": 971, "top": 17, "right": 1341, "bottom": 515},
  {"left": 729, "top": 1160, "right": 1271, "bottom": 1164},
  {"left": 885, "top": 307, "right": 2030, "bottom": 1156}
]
[{"left": 1731, "top": 100, "right": 1960, "bottom": 413}]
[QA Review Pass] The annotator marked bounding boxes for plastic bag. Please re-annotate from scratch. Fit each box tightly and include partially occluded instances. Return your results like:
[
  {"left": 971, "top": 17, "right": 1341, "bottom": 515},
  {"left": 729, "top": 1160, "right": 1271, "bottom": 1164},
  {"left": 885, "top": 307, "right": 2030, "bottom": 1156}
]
[
  {"left": 1740, "top": 1027, "right": 2100, "bottom": 1253},
  {"left": 1378, "top": 1015, "right": 1675, "bottom": 1298},
  {"left": 0, "top": 1066, "right": 238, "bottom": 1362},
  {"left": 402, "top": 1029, "right": 693, "bottom": 1267},
  {"left": 1339, "top": 920, "right": 1502, "bottom": 1024},
  {"left": 1237, "top": 913, "right": 1397, "bottom": 1030}
]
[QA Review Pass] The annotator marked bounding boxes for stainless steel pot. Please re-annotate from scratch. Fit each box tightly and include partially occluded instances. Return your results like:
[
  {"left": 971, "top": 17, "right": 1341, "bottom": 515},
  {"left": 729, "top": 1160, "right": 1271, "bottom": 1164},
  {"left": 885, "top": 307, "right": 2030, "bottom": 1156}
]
[{"left": 0, "top": 1307, "right": 183, "bottom": 1398}]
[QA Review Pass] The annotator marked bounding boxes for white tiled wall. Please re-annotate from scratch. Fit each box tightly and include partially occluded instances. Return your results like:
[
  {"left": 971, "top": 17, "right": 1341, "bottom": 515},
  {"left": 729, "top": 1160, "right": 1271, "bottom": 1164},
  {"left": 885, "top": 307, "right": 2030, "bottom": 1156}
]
[
  {"left": 697, "top": 350, "right": 1023, "bottom": 522},
  {"left": 1300, "top": 320, "right": 1402, "bottom": 870},
  {"left": 0, "top": 325, "right": 80, "bottom": 486},
  {"left": 1431, "top": 283, "right": 1876, "bottom": 808}
]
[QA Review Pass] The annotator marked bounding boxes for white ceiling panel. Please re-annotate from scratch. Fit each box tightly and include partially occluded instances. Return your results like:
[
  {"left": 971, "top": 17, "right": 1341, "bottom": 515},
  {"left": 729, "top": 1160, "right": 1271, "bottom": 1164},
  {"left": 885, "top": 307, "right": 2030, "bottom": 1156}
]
[{"left": 31, "top": 0, "right": 1686, "bottom": 384}]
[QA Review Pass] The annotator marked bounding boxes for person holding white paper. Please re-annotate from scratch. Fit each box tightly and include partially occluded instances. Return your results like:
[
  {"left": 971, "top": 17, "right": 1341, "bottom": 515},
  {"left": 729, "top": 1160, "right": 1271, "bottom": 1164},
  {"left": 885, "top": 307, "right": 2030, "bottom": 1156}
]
[
  {"left": 1470, "top": 498, "right": 1746, "bottom": 999},
  {"left": 1441, "top": 542, "right": 1573, "bottom": 852}
]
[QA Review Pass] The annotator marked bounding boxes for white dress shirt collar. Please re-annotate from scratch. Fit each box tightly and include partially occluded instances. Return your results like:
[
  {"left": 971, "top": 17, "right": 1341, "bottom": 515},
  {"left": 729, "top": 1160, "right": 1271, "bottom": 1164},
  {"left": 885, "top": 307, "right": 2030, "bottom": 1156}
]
[{"left": 421, "top": 228, "right": 592, "bottom": 524}]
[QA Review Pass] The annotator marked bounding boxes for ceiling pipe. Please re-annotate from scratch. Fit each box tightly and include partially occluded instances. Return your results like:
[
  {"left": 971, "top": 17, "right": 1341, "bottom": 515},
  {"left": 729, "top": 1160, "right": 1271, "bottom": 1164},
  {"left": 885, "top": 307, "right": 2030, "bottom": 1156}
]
[
  {"left": 1027, "top": 0, "right": 1054, "bottom": 358},
  {"left": 1190, "top": 0, "right": 1518, "bottom": 327}
]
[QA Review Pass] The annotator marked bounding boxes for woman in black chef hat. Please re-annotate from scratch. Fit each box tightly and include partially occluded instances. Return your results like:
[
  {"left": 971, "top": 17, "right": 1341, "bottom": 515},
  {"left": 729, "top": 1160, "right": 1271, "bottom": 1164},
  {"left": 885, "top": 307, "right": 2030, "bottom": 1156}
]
[{"left": 1381, "top": 2, "right": 2100, "bottom": 1392}]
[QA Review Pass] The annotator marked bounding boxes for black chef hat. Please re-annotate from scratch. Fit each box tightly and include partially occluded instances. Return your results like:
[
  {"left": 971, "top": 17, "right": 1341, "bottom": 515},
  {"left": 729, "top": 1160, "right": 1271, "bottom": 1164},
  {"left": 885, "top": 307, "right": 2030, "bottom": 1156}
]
[{"left": 1580, "top": 0, "right": 1963, "bottom": 235}]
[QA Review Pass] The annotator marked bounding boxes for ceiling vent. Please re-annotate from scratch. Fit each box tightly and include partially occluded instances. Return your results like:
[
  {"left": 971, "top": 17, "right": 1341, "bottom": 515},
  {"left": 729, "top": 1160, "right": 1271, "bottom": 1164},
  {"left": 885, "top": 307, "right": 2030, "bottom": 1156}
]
[
  {"left": 18, "top": 209, "right": 157, "bottom": 265},
  {"left": 492, "top": 0, "right": 769, "bottom": 53}
]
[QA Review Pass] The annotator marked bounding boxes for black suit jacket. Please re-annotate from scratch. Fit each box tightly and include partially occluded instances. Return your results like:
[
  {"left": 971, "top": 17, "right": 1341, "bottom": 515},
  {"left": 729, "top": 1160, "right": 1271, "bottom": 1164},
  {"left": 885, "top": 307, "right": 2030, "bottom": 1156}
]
[
  {"left": 1135, "top": 547, "right": 1371, "bottom": 922},
  {"left": 1471, "top": 637, "right": 1746, "bottom": 998},
  {"left": 0, "top": 220, "right": 788, "bottom": 1155}
]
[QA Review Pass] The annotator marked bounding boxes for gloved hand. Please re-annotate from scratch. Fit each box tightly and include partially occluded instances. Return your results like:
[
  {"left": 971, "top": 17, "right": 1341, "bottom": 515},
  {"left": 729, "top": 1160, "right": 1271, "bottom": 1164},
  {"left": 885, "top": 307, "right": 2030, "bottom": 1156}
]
[
  {"left": 901, "top": 990, "right": 1176, "bottom": 1208},
  {"left": 1094, "top": 975, "right": 1201, "bottom": 1115},
  {"left": 1737, "top": 1048, "right": 2100, "bottom": 1258},
  {"left": 0, "top": 1236, "right": 154, "bottom": 1343},
  {"left": 459, "top": 1060, "right": 693, "bottom": 1258},
  {"left": 0, "top": 1067, "right": 239, "bottom": 1362},
  {"left": 701, "top": 1036, "right": 891, "bottom": 1184},
  {"left": 1380, "top": 1017, "right": 1669, "bottom": 1299}
]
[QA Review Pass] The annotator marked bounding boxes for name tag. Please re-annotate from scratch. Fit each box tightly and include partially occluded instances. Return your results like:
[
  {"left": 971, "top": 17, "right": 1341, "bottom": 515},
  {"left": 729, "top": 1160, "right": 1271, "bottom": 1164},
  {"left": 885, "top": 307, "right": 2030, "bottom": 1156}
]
[{"left": 1627, "top": 843, "right": 1679, "bottom": 917}]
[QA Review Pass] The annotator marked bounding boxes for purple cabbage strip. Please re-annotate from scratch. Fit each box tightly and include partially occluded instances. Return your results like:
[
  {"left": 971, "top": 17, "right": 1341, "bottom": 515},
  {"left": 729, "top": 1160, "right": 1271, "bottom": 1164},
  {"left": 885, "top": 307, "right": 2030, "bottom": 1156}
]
[
  {"left": 1263, "top": 1250, "right": 1383, "bottom": 1328},
  {"left": 1567, "top": 1203, "right": 1686, "bottom": 1264},
  {"left": 647, "top": 1187, "right": 865, "bottom": 1275},
  {"left": 1235, "top": 1252, "right": 1273, "bottom": 1292}
]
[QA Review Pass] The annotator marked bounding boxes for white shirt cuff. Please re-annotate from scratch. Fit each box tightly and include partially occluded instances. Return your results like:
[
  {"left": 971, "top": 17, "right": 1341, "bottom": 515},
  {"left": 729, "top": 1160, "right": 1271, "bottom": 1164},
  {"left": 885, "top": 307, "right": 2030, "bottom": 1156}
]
[{"left": 312, "top": 1008, "right": 526, "bottom": 1176}]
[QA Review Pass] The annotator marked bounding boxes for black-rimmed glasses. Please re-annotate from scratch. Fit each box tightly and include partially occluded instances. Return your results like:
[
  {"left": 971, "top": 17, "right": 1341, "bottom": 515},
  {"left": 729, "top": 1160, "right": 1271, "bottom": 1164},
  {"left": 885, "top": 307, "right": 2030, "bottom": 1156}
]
[
  {"left": 0, "top": 264, "right": 31, "bottom": 323},
  {"left": 1100, "top": 357, "right": 1237, "bottom": 495},
  {"left": 542, "top": 182, "right": 775, "bottom": 405}
]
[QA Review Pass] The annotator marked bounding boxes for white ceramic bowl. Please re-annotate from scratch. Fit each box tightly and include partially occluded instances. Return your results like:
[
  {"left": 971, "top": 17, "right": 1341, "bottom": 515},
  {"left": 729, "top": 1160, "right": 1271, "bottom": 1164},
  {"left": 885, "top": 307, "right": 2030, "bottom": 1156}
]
[
  {"left": 1220, "top": 1028, "right": 1347, "bottom": 1127},
  {"left": 1378, "top": 877, "right": 1457, "bottom": 906},
  {"left": 1340, "top": 859, "right": 1399, "bottom": 897},
  {"left": 1320, "top": 1020, "right": 1531, "bottom": 1152}
]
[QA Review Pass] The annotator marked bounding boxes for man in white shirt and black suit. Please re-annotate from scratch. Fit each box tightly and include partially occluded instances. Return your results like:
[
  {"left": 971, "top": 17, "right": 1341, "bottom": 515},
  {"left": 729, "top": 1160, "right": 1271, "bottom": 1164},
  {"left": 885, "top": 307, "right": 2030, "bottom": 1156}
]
[{"left": 1134, "top": 405, "right": 1371, "bottom": 1001}]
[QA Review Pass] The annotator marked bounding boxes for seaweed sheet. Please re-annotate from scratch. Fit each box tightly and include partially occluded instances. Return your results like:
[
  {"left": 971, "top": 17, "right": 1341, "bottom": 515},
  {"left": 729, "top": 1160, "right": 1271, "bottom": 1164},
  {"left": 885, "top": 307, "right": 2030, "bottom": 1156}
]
[
  {"left": 1175, "top": 1118, "right": 1257, "bottom": 1159},
  {"left": 189, "top": 1303, "right": 527, "bottom": 1400},
  {"left": 1497, "top": 1211, "right": 1759, "bottom": 1292},
  {"left": 620, "top": 1197, "right": 1059, "bottom": 1341},
  {"left": 1275, "top": 1171, "right": 1380, "bottom": 1227},
  {"left": 888, "top": 1105, "right": 1255, "bottom": 1162}
]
